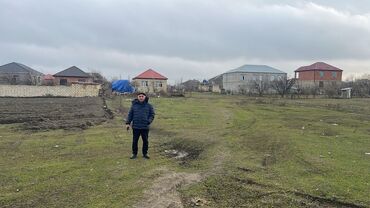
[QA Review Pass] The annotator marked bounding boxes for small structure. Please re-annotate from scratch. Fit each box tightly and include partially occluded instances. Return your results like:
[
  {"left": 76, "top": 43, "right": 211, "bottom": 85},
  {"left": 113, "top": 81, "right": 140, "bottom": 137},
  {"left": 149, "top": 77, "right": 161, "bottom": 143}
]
[
  {"left": 181, "top": 79, "right": 201, "bottom": 92},
  {"left": 198, "top": 80, "right": 210, "bottom": 92},
  {"left": 132, "top": 69, "right": 168, "bottom": 93},
  {"left": 209, "top": 74, "right": 223, "bottom": 93},
  {"left": 42, "top": 74, "right": 56, "bottom": 86},
  {"left": 0, "top": 62, "right": 43, "bottom": 85},
  {"left": 54, "top": 66, "right": 93, "bottom": 86},
  {"left": 341, "top": 87, "right": 352, "bottom": 99},
  {"left": 111, "top": 80, "right": 135, "bottom": 94},
  {"left": 295, "top": 62, "right": 343, "bottom": 89}
]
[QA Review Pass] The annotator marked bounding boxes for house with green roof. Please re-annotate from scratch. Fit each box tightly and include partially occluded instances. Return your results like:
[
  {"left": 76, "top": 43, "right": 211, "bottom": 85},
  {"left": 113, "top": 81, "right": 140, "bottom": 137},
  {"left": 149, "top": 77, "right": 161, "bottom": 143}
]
[{"left": 211, "top": 64, "right": 287, "bottom": 94}]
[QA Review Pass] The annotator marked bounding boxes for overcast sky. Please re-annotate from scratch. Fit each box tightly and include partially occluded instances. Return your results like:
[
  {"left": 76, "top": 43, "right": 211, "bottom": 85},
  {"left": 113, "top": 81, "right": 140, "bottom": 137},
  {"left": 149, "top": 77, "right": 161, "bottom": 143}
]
[{"left": 1, "top": 0, "right": 369, "bottom": 83}]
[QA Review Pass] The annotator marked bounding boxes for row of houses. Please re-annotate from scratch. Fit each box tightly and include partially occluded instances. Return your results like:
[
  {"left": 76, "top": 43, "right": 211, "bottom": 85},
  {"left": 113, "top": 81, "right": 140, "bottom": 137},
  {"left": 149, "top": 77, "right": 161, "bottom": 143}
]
[
  {"left": 0, "top": 61, "right": 344, "bottom": 95},
  {"left": 0, "top": 62, "right": 169, "bottom": 93},
  {"left": 208, "top": 62, "right": 343, "bottom": 94},
  {"left": 0, "top": 62, "right": 97, "bottom": 86}
]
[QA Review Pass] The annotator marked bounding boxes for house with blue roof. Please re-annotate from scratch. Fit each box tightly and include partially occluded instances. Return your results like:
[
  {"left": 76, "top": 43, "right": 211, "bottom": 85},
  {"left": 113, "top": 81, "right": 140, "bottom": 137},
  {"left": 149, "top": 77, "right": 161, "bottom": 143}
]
[{"left": 210, "top": 64, "right": 287, "bottom": 94}]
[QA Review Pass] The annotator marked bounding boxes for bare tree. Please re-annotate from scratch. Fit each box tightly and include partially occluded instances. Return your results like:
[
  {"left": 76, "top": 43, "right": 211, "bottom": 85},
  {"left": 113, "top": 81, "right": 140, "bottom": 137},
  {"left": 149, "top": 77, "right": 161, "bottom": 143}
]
[
  {"left": 325, "top": 82, "right": 341, "bottom": 98},
  {"left": 360, "top": 74, "right": 370, "bottom": 80},
  {"left": 2, "top": 74, "right": 16, "bottom": 85},
  {"left": 271, "top": 77, "right": 296, "bottom": 98},
  {"left": 238, "top": 84, "right": 248, "bottom": 95},
  {"left": 351, "top": 79, "right": 370, "bottom": 97},
  {"left": 250, "top": 79, "right": 270, "bottom": 96}
]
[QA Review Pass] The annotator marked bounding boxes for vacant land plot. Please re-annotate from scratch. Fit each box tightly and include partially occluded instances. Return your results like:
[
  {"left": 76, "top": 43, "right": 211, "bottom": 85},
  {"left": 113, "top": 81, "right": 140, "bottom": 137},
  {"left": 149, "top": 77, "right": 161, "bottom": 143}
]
[
  {"left": 0, "top": 97, "right": 112, "bottom": 130},
  {"left": 0, "top": 94, "right": 369, "bottom": 207}
]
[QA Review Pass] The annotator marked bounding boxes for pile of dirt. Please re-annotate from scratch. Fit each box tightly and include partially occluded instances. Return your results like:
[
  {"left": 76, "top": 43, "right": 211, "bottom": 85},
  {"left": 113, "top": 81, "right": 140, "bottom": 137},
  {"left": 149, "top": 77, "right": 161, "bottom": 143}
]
[{"left": 0, "top": 97, "right": 113, "bottom": 130}]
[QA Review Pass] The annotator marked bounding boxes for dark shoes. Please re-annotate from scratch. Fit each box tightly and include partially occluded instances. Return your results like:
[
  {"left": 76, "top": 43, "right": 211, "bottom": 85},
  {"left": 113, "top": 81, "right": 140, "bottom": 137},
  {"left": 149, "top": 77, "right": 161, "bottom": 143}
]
[
  {"left": 130, "top": 154, "right": 150, "bottom": 159},
  {"left": 130, "top": 154, "right": 137, "bottom": 159}
]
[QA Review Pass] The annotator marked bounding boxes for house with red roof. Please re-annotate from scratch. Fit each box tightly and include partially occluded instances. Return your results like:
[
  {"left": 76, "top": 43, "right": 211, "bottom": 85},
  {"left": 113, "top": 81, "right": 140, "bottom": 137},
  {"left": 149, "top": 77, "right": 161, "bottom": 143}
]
[
  {"left": 294, "top": 62, "right": 343, "bottom": 88},
  {"left": 132, "top": 69, "right": 168, "bottom": 93}
]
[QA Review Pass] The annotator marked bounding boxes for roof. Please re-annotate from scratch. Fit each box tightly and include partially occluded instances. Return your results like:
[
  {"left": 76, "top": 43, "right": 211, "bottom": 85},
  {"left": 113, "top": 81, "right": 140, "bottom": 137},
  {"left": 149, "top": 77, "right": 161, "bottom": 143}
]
[
  {"left": 226, "top": 64, "right": 286, "bottom": 74},
  {"left": 133, "top": 69, "right": 168, "bottom": 80},
  {"left": 295, "top": 62, "right": 343, "bottom": 72},
  {"left": 54, "top": 66, "right": 90, "bottom": 78},
  {"left": 42, "top": 74, "right": 55, "bottom": 80},
  {"left": 0, "top": 62, "right": 43, "bottom": 75}
]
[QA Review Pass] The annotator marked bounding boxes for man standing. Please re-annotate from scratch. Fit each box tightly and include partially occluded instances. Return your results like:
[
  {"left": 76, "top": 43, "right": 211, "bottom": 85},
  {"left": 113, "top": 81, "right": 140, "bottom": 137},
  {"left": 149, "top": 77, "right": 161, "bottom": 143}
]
[{"left": 125, "top": 92, "right": 155, "bottom": 159}]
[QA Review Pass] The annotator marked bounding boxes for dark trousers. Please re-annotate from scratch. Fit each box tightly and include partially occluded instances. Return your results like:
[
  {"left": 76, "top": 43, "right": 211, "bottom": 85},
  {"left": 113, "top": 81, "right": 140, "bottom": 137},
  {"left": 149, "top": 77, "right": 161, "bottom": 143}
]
[{"left": 132, "top": 128, "right": 149, "bottom": 155}]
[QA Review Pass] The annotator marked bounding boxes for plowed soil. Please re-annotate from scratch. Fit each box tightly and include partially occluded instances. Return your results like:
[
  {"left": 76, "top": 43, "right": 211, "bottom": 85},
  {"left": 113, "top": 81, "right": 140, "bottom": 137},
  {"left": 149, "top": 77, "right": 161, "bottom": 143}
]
[{"left": 0, "top": 97, "right": 112, "bottom": 130}]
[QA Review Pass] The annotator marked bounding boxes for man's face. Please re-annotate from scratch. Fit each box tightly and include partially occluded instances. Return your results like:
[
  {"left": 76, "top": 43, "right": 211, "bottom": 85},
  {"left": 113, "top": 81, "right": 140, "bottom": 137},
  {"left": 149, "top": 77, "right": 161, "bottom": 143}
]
[{"left": 138, "top": 94, "right": 146, "bottom": 102}]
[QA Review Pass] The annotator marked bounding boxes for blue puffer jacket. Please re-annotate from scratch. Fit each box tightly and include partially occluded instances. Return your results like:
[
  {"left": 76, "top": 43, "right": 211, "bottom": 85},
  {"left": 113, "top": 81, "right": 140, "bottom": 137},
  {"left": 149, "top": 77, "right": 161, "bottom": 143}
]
[{"left": 125, "top": 97, "right": 155, "bottom": 129}]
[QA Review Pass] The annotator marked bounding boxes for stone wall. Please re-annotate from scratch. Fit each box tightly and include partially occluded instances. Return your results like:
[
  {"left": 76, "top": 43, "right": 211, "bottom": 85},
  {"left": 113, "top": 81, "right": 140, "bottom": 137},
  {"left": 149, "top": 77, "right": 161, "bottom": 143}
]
[
  {"left": 132, "top": 79, "right": 168, "bottom": 93},
  {"left": 0, "top": 83, "right": 101, "bottom": 97}
]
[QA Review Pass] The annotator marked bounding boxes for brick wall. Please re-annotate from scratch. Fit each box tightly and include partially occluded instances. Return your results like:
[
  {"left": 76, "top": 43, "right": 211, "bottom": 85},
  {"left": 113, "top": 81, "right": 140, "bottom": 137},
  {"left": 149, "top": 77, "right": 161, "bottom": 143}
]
[
  {"left": 297, "top": 70, "right": 342, "bottom": 81},
  {"left": 54, "top": 76, "right": 94, "bottom": 85},
  {"left": 0, "top": 84, "right": 101, "bottom": 97}
]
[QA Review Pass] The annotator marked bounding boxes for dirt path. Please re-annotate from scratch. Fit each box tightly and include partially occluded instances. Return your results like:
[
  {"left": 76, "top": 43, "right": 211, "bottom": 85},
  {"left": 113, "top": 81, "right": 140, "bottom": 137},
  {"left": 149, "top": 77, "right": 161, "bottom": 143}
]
[
  {"left": 132, "top": 103, "right": 233, "bottom": 208},
  {"left": 132, "top": 171, "right": 202, "bottom": 208}
]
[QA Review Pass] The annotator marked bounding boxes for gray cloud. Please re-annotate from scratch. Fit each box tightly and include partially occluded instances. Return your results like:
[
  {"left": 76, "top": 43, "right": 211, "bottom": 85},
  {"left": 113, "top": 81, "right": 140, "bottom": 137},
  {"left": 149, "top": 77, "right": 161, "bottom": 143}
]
[{"left": 0, "top": 0, "right": 369, "bottom": 81}]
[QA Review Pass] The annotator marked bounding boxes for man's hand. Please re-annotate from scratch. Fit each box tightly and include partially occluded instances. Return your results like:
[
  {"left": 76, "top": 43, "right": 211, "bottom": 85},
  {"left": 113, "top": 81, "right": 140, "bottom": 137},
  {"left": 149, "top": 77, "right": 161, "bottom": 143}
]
[{"left": 126, "top": 124, "right": 130, "bottom": 131}]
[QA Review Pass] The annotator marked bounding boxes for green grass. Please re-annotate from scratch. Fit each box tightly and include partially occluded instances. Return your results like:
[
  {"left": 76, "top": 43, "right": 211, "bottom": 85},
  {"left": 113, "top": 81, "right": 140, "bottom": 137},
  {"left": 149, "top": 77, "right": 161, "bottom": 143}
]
[{"left": 1, "top": 94, "right": 369, "bottom": 207}]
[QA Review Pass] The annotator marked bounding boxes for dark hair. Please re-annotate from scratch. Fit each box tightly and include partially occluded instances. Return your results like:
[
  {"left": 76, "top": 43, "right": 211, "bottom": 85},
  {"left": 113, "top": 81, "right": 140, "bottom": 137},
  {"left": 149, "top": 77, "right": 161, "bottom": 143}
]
[{"left": 137, "top": 92, "right": 147, "bottom": 96}]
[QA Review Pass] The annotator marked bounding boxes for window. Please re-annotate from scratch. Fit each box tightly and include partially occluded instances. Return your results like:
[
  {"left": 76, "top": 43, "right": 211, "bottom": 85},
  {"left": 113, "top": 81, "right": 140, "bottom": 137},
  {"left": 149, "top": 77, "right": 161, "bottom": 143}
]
[
  {"left": 141, "top": 81, "right": 148, "bottom": 86},
  {"left": 319, "top": 71, "right": 324, "bottom": 78},
  {"left": 78, "top": 79, "right": 86, "bottom": 82},
  {"left": 155, "top": 81, "right": 163, "bottom": 87},
  {"left": 241, "top": 75, "right": 245, "bottom": 80},
  {"left": 319, "top": 81, "right": 324, "bottom": 88},
  {"left": 11, "top": 75, "right": 18, "bottom": 84},
  {"left": 332, "top": 72, "right": 337, "bottom": 78},
  {"left": 60, "top": 79, "right": 68, "bottom": 85}
]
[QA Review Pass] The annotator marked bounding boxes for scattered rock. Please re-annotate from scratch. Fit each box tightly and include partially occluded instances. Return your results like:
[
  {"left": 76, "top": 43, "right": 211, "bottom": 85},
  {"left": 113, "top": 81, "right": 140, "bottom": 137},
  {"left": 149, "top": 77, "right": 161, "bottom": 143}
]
[
  {"left": 191, "top": 197, "right": 209, "bottom": 206},
  {"left": 164, "top": 149, "right": 189, "bottom": 159}
]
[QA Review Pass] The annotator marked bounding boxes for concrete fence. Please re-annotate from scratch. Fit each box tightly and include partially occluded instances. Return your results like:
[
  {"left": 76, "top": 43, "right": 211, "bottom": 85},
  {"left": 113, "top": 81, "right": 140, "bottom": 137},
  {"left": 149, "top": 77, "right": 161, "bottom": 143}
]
[{"left": 0, "top": 84, "right": 101, "bottom": 97}]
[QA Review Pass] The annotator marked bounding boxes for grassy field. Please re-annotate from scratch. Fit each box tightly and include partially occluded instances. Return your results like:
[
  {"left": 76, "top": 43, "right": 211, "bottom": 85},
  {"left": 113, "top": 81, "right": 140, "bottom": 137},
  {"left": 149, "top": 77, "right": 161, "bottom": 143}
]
[{"left": 0, "top": 94, "right": 369, "bottom": 207}]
